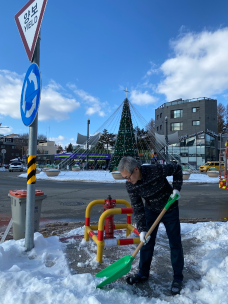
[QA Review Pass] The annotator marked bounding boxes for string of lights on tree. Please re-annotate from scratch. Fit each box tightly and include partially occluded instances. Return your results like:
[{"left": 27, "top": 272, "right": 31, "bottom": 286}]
[
  {"left": 109, "top": 98, "right": 139, "bottom": 172},
  {"left": 57, "top": 94, "right": 189, "bottom": 171}
]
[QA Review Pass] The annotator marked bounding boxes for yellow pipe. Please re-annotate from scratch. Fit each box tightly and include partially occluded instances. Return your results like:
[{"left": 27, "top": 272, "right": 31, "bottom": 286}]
[
  {"left": 116, "top": 199, "right": 131, "bottom": 208},
  {"left": 96, "top": 240, "right": 105, "bottom": 263},
  {"left": 84, "top": 199, "right": 132, "bottom": 263},
  {"left": 133, "top": 238, "right": 140, "bottom": 244},
  {"left": 127, "top": 224, "right": 139, "bottom": 235},
  {"left": 90, "top": 225, "right": 98, "bottom": 230},
  {"left": 85, "top": 199, "right": 105, "bottom": 219},
  {"left": 114, "top": 224, "right": 127, "bottom": 229},
  {"left": 98, "top": 208, "right": 122, "bottom": 231},
  {"left": 84, "top": 225, "right": 89, "bottom": 241},
  {"left": 85, "top": 226, "right": 99, "bottom": 244},
  {"left": 85, "top": 199, "right": 131, "bottom": 222}
]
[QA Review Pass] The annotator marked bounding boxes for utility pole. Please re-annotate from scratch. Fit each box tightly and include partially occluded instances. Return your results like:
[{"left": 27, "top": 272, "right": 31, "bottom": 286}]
[
  {"left": 24, "top": 32, "right": 40, "bottom": 251},
  {"left": 0, "top": 124, "right": 9, "bottom": 164},
  {"left": 86, "top": 118, "right": 90, "bottom": 170},
  {"left": 165, "top": 116, "right": 169, "bottom": 163}
]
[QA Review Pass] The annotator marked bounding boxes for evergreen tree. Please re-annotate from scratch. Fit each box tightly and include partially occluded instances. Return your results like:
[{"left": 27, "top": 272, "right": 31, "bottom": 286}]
[
  {"left": 135, "top": 127, "right": 151, "bottom": 151},
  {"left": 66, "top": 143, "right": 73, "bottom": 152},
  {"left": 96, "top": 129, "right": 115, "bottom": 152},
  {"left": 217, "top": 103, "right": 226, "bottom": 133},
  {"left": 109, "top": 98, "right": 139, "bottom": 172},
  {"left": 145, "top": 118, "right": 156, "bottom": 150},
  {"left": 226, "top": 104, "right": 228, "bottom": 132},
  {"left": 56, "top": 145, "right": 63, "bottom": 154}
]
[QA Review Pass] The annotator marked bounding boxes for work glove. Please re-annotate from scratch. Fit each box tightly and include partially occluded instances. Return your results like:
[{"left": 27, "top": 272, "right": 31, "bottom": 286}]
[
  {"left": 171, "top": 189, "right": 181, "bottom": 200},
  {"left": 140, "top": 232, "right": 151, "bottom": 245}
]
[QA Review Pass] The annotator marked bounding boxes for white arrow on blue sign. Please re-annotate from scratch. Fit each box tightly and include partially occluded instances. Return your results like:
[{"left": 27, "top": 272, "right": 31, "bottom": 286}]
[{"left": 20, "top": 63, "right": 41, "bottom": 126}]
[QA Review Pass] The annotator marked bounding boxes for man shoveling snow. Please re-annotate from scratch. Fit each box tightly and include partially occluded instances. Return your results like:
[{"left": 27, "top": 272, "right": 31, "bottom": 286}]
[{"left": 119, "top": 156, "right": 184, "bottom": 295}]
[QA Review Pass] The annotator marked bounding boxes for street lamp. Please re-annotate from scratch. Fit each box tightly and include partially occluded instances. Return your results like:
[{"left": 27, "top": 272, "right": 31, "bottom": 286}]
[{"left": 86, "top": 119, "right": 90, "bottom": 170}]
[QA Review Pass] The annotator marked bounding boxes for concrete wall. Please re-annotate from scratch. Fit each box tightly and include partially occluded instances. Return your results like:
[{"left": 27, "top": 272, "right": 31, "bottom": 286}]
[{"left": 37, "top": 141, "right": 56, "bottom": 155}]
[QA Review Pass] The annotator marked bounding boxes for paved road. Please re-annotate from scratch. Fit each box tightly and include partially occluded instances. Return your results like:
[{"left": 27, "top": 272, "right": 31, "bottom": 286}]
[{"left": 0, "top": 171, "right": 227, "bottom": 223}]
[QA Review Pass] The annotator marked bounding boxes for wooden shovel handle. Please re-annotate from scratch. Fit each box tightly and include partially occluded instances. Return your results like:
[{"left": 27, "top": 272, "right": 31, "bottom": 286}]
[{"left": 132, "top": 208, "right": 167, "bottom": 258}]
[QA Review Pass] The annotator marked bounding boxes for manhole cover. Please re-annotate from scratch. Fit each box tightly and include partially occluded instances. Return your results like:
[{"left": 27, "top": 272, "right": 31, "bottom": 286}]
[{"left": 60, "top": 202, "right": 85, "bottom": 206}]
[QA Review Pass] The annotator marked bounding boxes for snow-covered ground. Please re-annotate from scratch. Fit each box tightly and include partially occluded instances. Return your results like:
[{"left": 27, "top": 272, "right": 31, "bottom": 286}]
[
  {"left": 18, "top": 170, "right": 222, "bottom": 184},
  {"left": 1, "top": 222, "right": 228, "bottom": 304}
]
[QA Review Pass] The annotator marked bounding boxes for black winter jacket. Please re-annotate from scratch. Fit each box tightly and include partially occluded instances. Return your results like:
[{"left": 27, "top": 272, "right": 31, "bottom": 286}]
[{"left": 126, "top": 163, "right": 183, "bottom": 233}]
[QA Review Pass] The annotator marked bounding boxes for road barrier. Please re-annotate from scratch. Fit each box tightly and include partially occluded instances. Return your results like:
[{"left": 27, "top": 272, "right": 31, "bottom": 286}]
[{"left": 84, "top": 196, "right": 140, "bottom": 263}]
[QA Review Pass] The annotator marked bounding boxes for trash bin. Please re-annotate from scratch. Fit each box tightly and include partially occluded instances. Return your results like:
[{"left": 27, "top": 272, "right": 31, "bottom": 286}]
[{"left": 8, "top": 189, "right": 47, "bottom": 240}]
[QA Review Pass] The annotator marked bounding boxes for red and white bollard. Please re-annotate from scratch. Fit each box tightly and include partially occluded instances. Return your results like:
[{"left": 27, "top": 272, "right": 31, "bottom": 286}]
[{"left": 103, "top": 195, "right": 116, "bottom": 239}]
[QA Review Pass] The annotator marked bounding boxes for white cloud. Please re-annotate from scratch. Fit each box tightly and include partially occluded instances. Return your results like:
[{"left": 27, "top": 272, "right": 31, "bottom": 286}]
[
  {"left": 0, "top": 126, "right": 13, "bottom": 135},
  {"left": 157, "top": 28, "right": 228, "bottom": 101},
  {"left": 40, "top": 83, "right": 80, "bottom": 121},
  {"left": 130, "top": 90, "right": 157, "bottom": 105},
  {"left": 0, "top": 71, "right": 80, "bottom": 121},
  {"left": 144, "top": 61, "right": 159, "bottom": 78},
  {"left": 49, "top": 135, "right": 65, "bottom": 146},
  {"left": 0, "top": 70, "right": 24, "bottom": 119},
  {"left": 69, "top": 86, "right": 106, "bottom": 117}
]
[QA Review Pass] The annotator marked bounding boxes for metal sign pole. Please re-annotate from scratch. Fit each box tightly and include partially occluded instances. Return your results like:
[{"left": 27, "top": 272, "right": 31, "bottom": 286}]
[{"left": 24, "top": 32, "right": 40, "bottom": 251}]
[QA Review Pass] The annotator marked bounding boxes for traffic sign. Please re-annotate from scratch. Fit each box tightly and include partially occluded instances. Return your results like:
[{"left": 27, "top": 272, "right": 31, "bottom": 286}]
[
  {"left": 1, "top": 149, "right": 6, "bottom": 154},
  {"left": 15, "top": 0, "right": 48, "bottom": 62},
  {"left": 20, "top": 63, "right": 41, "bottom": 126}
]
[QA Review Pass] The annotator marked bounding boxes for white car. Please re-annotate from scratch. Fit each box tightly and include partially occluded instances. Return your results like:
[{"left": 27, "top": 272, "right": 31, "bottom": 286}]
[{"left": 9, "top": 162, "right": 24, "bottom": 172}]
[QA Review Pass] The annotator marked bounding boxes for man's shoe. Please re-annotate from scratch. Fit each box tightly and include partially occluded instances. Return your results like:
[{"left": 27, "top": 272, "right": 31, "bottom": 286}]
[
  {"left": 126, "top": 273, "right": 149, "bottom": 285},
  {"left": 171, "top": 279, "right": 182, "bottom": 295}
]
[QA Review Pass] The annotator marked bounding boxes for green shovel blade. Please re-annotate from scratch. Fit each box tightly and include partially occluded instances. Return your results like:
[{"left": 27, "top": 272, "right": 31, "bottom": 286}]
[{"left": 96, "top": 255, "right": 135, "bottom": 288}]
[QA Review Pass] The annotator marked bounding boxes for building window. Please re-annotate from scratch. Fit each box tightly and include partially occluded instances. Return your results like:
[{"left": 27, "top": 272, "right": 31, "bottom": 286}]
[
  {"left": 11, "top": 153, "right": 14, "bottom": 156},
  {"left": 1, "top": 145, "right": 5, "bottom": 148},
  {"left": 12, "top": 146, "right": 15, "bottom": 149},
  {"left": 157, "top": 126, "right": 159, "bottom": 131},
  {"left": 16, "top": 153, "right": 19, "bottom": 156},
  {"left": 157, "top": 114, "right": 159, "bottom": 120},
  {"left": 160, "top": 113, "right": 162, "bottom": 118},
  {"left": 170, "top": 122, "right": 183, "bottom": 131},
  {"left": 192, "top": 120, "right": 200, "bottom": 126},
  {"left": 171, "top": 109, "right": 183, "bottom": 118},
  {"left": 192, "top": 107, "right": 200, "bottom": 112},
  {"left": 160, "top": 125, "right": 162, "bottom": 130},
  {"left": 45, "top": 151, "right": 49, "bottom": 154}
]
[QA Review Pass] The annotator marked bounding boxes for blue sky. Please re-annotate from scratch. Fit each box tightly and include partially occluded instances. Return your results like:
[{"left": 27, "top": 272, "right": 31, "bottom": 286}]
[{"left": 0, "top": 0, "right": 228, "bottom": 147}]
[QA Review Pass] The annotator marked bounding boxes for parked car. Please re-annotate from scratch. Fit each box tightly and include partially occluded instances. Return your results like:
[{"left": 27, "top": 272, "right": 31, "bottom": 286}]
[
  {"left": 9, "top": 162, "right": 24, "bottom": 172},
  {"left": 199, "top": 161, "right": 224, "bottom": 172}
]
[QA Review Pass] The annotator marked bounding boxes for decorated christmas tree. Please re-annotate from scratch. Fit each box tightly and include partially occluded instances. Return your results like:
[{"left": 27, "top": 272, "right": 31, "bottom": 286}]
[{"left": 109, "top": 98, "right": 139, "bottom": 172}]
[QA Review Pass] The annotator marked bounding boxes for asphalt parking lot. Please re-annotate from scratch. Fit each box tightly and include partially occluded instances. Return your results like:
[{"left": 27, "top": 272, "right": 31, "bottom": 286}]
[{"left": 0, "top": 170, "right": 228, "bottom": 223}]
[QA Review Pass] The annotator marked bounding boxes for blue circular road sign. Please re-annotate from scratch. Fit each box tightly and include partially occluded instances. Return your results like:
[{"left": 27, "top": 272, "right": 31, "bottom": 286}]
[{"left": 20, "top": 63, "right": 41, "bottom": 126}]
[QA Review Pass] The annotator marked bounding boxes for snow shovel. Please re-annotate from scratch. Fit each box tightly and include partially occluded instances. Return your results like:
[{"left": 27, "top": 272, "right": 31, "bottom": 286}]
[{"left": 96, "top": 194, "right": 179, "bottom": 288}]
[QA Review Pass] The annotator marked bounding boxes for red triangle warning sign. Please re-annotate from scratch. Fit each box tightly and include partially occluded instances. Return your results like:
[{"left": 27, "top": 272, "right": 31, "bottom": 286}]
[{"left": 15, "top": 0, "right": 48, "bottom": 62}]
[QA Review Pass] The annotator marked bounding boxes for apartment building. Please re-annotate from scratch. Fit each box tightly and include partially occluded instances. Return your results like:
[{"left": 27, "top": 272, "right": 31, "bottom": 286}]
[{"left": 155, "top": 97, "right": 218, "bottom": 167}]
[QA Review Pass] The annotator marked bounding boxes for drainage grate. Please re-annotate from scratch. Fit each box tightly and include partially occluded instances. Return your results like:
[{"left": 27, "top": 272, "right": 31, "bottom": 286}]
[{"left": 60, "top": 202, "right": 85, "bottom": 206}]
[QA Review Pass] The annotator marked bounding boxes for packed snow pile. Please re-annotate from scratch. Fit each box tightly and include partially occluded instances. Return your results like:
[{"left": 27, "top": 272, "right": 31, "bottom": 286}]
[
  {"left": 18, "top": 170, "right": 221, "bottom": 184},
  {"left": 1, "top": 222, "right": 228, "bottom": 303}
]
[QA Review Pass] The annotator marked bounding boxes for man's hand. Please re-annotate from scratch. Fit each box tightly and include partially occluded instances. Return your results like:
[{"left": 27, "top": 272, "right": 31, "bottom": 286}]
[
  {"left": 171, "top": 189, "right": 181, "bottom": 199},
  {"left": 140, "top": 232, "right": 151, "bottom": 245}
]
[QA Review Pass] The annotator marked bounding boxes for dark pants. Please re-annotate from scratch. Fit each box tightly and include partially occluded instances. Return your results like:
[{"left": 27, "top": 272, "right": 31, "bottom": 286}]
[{"left": 139, "top": 206, "right": 184, "bottom": 281}]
